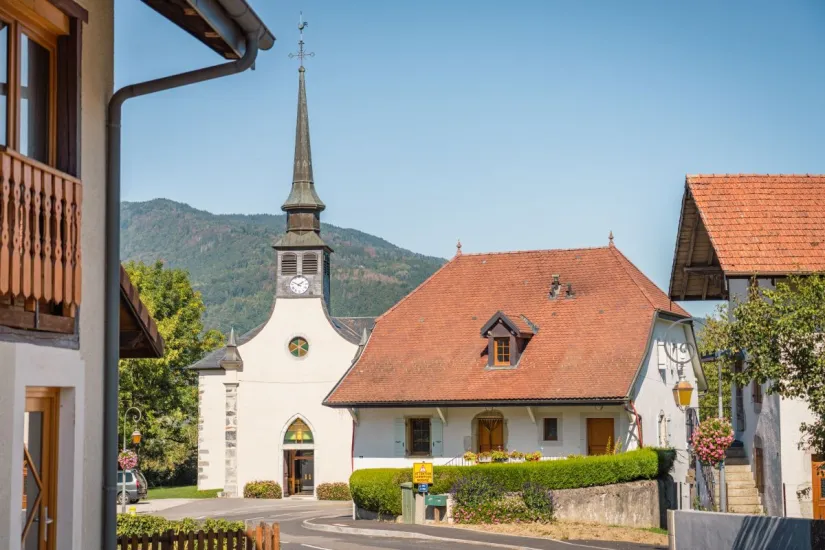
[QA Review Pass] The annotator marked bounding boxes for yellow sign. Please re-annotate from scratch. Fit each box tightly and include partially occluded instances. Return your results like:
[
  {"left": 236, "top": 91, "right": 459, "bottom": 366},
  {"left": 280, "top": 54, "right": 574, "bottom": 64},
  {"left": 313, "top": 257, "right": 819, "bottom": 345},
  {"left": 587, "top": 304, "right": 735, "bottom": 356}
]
[{"left": 412, "top": 462, "right": 433, "bottom": 484}]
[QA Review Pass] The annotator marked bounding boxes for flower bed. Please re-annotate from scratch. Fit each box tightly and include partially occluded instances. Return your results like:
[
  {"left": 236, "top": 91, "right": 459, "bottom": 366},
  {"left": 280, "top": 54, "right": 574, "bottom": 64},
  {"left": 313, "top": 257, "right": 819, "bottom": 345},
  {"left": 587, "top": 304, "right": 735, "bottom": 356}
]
[{"left": 349, "top": 448, "right": 673, "bottom": 517}]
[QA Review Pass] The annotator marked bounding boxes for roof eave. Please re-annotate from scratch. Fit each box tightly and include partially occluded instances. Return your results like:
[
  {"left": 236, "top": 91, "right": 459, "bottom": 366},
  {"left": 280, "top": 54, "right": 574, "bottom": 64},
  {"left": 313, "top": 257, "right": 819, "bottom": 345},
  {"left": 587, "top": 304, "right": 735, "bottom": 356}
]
[{"left": 323, "top": 397, "right": 629, "bottom": 409}]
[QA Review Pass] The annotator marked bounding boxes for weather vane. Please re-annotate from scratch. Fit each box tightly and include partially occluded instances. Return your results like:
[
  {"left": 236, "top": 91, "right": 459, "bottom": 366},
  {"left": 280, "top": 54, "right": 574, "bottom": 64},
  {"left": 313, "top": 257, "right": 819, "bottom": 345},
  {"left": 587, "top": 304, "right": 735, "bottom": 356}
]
[{"left": 288, "top": 11, "right": 315, "bottom": 67}]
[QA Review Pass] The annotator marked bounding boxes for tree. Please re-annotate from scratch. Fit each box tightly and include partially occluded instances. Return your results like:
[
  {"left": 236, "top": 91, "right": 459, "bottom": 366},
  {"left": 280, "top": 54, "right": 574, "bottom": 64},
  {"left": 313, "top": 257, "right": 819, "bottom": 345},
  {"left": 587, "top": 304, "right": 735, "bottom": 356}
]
[
  {"left": 695, "top": 309, "right": 733, "bottom": 420},
  {"left": 704, "top": 275, "right": 825, "bottom": 454},
  {"left": 119, "top": 260, "right": 223, "bottom": 485}
]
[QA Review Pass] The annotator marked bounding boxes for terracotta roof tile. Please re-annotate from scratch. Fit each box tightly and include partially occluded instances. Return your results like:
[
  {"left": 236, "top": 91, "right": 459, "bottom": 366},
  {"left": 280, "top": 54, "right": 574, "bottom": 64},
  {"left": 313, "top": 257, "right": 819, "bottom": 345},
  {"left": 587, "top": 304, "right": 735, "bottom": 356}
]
[
  {"left": 687, "top": 174, "right": 825, "bottom": 274},
  {"left": 325, "top": 246, "right": 686, "bottom": 406}
]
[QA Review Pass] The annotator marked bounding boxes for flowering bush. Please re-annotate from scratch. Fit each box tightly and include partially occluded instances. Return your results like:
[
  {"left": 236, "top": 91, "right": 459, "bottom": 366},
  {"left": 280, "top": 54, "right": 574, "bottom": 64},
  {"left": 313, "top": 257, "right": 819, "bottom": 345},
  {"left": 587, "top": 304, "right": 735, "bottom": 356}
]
[
  {"left": 691, "top": 417, "right": 734, "bottom": 465},
  {"left": 509, "top": 451, "right": 525, "bottom": 460},
  {"left": 463, "top": 451, "right": 477, "bottom": 463},
  {"left": 317, "top": 482, "right": 351, "bottom": 501},
  {"left": 243, "top": 480, "right": 282, "bottom": 499},
  {"left": 118, "top": 450, "right": 138, "bottom": 470},
  {"left": 490, "top": 450, "right": 509, "bottom": 462},
  {"left": 450, "top": 474, "right": 555, "bottom": 524},
  {"left": 525, "top": 451, "right": 542, "bottom": 462},
  {"left": 477, "top": 452, "right": 492, "bottom": 462}
]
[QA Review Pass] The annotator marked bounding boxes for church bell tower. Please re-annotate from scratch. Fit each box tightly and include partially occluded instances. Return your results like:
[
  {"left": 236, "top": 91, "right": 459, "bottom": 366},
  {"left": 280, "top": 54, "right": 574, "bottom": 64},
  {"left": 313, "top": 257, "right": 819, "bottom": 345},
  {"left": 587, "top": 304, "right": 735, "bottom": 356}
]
[{"left": 273, "top": 18, "right": 332, "bottom": 308}]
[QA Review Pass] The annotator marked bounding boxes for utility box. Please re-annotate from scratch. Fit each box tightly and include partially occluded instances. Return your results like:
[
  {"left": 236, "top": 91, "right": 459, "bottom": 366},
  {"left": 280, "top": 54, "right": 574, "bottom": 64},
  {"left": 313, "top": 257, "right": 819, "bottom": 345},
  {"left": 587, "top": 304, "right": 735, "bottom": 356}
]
[
  {"left": 400, "top": 482, "right": 415, "bottom": 524},
  {"left": 425, "top": 494, "right": 447, "bottom": 507},
  {"left": 425, "top": 494, "right": 448, "bottom": 522}
]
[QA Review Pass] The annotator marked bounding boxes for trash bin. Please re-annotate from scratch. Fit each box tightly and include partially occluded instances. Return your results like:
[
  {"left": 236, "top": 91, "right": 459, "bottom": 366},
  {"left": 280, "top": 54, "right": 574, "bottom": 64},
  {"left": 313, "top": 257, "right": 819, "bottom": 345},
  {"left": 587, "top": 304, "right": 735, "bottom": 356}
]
[{"left": 400, "top": 482, "right": 415, "bottom": 524}]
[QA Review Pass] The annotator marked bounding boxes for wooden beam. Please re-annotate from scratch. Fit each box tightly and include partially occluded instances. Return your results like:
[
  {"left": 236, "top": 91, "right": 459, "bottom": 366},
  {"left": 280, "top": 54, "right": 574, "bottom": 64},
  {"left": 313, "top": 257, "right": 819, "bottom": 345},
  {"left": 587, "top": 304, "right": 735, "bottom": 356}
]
[
  {"left": 436, "top": 407, "right": 448, "bottom": 426},
  {"left": 120, "top": 330, "right": 146, "bottom": 350},
  {"left": 525, "top": 406, "right": 536, "bottom": 424},
  {"left": 680, "top": 213, "right": 700, "bottom": 300},
  {"left": 702, "top": 249, "right": 715, "bottom": 300},
  {"left": 683, "top": 266, "right": 723, "bottom": 274}
]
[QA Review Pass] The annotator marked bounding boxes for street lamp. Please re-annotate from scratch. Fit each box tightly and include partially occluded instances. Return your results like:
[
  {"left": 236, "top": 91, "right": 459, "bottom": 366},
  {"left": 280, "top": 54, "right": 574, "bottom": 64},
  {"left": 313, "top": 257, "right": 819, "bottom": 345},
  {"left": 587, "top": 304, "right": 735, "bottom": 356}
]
[
  {"left": 672, "top": 377, "right": 694, "bottom": 408},
  {"left": 121, "top": 407, "right": 142, "bottom": 514}
]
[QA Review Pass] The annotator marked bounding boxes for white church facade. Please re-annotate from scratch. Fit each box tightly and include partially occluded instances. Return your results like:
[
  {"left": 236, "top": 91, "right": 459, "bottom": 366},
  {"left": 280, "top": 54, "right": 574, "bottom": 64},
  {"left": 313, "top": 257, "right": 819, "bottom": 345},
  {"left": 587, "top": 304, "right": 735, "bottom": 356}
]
[{"left": 191, "top": 51, "right": 373, "bottom": 497}]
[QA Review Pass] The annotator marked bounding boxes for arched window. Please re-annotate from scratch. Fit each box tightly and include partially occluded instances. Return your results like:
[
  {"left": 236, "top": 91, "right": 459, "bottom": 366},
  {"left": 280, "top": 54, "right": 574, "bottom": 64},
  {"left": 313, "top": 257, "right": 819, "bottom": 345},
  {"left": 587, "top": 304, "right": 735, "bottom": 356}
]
[
  {"left": 473, "top": 410, "right": 505, "bottom": 453},
  {"left": 284, "top": 419, "right": 313, "bottom": 444}
]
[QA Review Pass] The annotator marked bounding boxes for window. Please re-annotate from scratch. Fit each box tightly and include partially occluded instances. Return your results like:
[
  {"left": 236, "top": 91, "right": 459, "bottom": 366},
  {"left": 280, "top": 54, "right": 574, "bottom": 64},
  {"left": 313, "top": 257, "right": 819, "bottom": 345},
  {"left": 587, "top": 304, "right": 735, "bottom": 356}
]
[
  {"left": 543, "top": 418, "right": 558, "bottom": 441},
  {"left": 752, "top": 381, "right": 763, "bottom": 406},
  {"left": 282, "top": 253, "right": 298, "bottom": 275},
  {"left": 493, "top": 337, "right": 510, "bottom": 366},
  {"left": 302, "top": 253, "right": 318, "bottom": 274},
  {"left": 288, "top": 337, "right": 308, "bottom": 358},
  {"left": 408, "top": 418, "right": 431, "bottom": 456},
  {"left": 284, "top": 418, "right": 313, "bottom": 444},
  {"left": 0, "top": 6, "right": 62, "bottom": 166}
]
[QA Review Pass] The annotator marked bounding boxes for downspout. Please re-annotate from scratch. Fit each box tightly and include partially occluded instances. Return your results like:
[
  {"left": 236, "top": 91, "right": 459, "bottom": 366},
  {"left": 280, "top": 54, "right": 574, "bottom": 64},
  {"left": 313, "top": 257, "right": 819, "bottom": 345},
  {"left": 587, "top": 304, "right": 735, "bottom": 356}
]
[
  {"left": 625, "top": 401, "right": 644, "bottom": 448},
  {"left": 104, "top": 32, "right": 260, "bottom": 549}
]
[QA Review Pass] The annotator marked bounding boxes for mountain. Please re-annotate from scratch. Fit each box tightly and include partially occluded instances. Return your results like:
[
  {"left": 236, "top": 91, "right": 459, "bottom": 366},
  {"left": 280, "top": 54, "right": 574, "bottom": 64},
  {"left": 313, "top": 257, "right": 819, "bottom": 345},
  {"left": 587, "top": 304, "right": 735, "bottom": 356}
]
[{"left": 121, "top": 199, "right": 446, "bottom": 335}]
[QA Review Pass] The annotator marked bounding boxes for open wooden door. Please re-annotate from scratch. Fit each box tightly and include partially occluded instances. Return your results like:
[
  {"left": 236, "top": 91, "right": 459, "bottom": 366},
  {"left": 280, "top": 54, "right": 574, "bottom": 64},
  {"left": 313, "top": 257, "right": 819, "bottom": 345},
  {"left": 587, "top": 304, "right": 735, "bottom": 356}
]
[
  {"left": 812, "top": 455, "right": 825, "bottom": 520},
  {"left": 22, "top": 387, "right": 59, "bottom": 550}
]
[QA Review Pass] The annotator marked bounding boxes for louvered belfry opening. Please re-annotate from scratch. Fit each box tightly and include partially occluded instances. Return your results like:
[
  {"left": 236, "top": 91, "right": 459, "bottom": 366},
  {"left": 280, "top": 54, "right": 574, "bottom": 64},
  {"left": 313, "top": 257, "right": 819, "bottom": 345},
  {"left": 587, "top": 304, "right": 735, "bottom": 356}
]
[
  {"left": 281, "top": 253, "right": 298, "bottom": 275},
  {"left": 302, "top": 252, "right": 318, "bottom": 274}
]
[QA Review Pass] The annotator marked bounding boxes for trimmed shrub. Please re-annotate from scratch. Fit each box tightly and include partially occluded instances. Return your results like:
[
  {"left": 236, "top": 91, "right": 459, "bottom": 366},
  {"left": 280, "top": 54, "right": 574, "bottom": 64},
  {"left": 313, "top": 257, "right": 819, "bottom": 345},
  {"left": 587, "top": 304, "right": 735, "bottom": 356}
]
[
  {"left": 350, "top": 448, "right": 662, "bottom": 516},
  {"left": 317, "top": 482, "right": 351, "bottom": 501},
  {"left": 653, "top": 447, "right": 677, "bottom": 477},
  {"left": 243, "top": 480, "right": 282, "bottom": 499},
  {"left": 116, "top": 514, "right": 245, "bottom": 537},
  {"left": 450, "top": 477, "right": 555, "bottom": 524}
]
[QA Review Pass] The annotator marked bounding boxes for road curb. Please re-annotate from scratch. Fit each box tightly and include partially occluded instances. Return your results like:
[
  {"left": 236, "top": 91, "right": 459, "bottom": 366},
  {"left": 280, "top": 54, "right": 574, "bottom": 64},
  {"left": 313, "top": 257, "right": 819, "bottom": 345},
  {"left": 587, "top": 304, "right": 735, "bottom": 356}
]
[{"left": 302, "top": 516, "right": 614, "bottom": 549}]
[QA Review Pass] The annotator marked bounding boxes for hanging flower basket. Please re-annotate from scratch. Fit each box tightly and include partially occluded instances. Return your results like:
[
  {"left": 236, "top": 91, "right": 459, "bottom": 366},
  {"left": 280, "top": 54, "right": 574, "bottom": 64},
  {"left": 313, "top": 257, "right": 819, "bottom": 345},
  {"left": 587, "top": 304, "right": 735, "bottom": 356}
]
[
  {"left": 118, "top": 450, "right": 138, "bottom": 470},
  {"left": 691, "top": 417, "right": 734, "bottom": 465}
]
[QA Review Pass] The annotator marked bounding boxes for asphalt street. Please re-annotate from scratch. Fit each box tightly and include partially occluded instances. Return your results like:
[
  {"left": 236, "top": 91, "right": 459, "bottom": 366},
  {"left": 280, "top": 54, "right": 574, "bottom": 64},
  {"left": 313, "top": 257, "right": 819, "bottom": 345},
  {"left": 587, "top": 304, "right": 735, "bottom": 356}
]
[{"left": 154, "top": 498, "right": 664, "bottom": 550}]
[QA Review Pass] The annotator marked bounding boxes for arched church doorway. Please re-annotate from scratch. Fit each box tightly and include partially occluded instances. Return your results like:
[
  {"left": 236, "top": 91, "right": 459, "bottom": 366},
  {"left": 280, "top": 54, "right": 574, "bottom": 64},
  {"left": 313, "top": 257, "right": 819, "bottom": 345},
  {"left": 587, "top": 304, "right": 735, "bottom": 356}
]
[{"left": 283, "top": 418, "right": 315, "bottom": 496}]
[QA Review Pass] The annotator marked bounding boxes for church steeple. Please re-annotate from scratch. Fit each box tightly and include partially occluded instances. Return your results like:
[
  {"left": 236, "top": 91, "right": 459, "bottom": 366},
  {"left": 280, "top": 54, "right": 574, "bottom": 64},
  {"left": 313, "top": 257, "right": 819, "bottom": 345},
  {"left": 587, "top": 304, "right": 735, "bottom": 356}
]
[{"left": 276, "top": 14, "right": 328, "bottom": 249}]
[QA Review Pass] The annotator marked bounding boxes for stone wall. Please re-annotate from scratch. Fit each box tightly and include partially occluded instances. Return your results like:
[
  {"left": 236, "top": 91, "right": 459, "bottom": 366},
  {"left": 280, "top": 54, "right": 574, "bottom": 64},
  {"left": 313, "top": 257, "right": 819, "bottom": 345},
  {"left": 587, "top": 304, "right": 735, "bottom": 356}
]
[{"left": 553, "top": 480, "right": 661, "bottom": 528}]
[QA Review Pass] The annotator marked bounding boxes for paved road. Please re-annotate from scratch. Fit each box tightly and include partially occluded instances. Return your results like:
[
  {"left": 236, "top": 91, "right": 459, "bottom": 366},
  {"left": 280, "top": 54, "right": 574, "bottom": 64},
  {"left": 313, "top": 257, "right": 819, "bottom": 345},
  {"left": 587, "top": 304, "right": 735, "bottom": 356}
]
[{"left": 154, "top": 498, "right": 664, "bottom": 550}]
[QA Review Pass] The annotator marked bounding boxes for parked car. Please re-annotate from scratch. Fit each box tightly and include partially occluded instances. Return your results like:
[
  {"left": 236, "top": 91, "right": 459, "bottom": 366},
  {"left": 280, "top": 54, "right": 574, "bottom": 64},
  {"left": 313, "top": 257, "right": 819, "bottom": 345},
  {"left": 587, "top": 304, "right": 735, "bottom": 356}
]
[{"left": 117, "top": 469, "right": 148, "bottom": 504}]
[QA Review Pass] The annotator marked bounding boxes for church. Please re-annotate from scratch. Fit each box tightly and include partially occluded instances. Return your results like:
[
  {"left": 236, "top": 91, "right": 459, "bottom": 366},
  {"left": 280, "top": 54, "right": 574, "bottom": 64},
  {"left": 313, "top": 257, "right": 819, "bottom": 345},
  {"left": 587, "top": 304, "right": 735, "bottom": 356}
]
[
  {"left": 191, "top": 41, "right": 373, "bottom": 497},
  {"left": 193, "top": 25, "right": 706, "bottom": 502}
]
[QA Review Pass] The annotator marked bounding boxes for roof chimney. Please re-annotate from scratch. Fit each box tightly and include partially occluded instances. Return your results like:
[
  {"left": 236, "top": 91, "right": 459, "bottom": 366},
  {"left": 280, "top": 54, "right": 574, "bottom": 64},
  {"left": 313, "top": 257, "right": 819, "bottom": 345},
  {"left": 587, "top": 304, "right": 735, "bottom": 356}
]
[
  {"left": 550, "top": 274, "right": 561, "bottom": 299},
  {"left": 566, "top": 282, "right": 575, "bottom": 298}
]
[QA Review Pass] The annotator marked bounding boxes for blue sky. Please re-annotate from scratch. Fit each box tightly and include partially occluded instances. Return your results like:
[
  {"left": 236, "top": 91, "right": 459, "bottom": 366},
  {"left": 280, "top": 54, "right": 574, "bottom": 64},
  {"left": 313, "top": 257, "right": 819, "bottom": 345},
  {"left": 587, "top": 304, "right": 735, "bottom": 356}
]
[{"left": 116, "top": 0, "right": 825, "bottom": 318}]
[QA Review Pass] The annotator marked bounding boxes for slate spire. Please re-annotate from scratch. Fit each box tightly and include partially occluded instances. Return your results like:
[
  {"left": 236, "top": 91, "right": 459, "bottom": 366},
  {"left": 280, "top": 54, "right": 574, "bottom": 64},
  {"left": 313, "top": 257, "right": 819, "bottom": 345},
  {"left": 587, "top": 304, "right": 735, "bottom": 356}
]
[{"left": 277, "top": 14, "right": 328, "bottom": 249}]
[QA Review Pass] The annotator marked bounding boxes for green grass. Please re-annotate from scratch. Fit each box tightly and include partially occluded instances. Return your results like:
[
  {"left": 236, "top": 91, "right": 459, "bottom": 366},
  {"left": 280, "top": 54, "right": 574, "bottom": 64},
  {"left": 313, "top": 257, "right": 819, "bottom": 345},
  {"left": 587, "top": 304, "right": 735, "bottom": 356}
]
[
  {"left": 147, "top": 486, "right": 221, "bottom": 499},
  {"left": 641, "top": 527, "right": 669, "bottom": 535}
]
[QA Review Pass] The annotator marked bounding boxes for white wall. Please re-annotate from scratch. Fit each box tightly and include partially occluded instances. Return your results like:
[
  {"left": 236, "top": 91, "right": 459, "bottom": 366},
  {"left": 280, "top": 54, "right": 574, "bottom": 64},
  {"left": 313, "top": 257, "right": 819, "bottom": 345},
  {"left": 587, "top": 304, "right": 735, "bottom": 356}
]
[
  {"left": 353, "top": 405, "right": 630, "bottom": 470},
  {"left": 632, "top": 318, "right": 702, "bottom": 484},
  {"left": 199, "top": 297, "right": 359, "bottom": 495},
  {"left": 780, "top": 397, "right": 817, "bottom": 518},
  {"left": 198, "top": 371, "right": 227, "bottom": 491}
]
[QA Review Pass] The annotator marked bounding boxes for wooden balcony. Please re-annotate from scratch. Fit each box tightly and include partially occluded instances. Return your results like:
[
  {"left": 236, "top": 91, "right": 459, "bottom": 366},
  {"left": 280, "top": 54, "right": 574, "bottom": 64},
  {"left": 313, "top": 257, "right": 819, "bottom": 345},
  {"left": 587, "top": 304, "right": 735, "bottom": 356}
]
[{"left": 0, "top": 149, "right": 82, "bottom": 334}]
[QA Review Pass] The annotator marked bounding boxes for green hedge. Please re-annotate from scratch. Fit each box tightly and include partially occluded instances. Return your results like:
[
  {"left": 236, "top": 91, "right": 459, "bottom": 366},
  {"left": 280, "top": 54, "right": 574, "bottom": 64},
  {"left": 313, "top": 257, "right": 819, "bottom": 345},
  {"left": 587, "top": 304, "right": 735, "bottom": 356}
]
[
  {"left": 116, "top": 515, "right": 245, "bottom": 537},
  {"left": 350, "top": 448, "right": 669, "bottom": 516},
  {"left": 243, "top": 480, "right": 282, "bottom": 499},
  {"left": 317, "top": 482, "right": 352, "bottom": 501}
]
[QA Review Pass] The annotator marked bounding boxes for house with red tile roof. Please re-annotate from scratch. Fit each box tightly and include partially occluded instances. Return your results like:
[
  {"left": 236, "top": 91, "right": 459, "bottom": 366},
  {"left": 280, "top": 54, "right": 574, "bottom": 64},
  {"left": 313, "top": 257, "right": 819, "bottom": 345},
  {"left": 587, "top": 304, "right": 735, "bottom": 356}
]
[
  {"left": 325, "top": 239, "right": 706, "bottom": 491},
  {"left": 669, "top": 174, "right": 825, "bottom": 518}
]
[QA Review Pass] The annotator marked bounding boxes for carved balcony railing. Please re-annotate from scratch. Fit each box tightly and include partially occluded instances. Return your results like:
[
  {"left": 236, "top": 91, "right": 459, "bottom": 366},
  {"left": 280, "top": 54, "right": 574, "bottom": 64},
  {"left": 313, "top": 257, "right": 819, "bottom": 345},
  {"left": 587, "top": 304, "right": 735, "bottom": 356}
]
[{"left": 0, "top": 149, "right": 82, "bottom": 334}]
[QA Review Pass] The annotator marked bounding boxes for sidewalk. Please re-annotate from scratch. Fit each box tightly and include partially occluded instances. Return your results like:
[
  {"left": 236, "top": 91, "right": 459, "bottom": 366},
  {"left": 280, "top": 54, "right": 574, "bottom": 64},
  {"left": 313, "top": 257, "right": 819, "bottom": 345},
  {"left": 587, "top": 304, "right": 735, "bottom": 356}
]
[
  {"left": 118, "top": 498, "right": 197, "bottom": 515},
  {"left": 303, "top": 515, "right": 666, "bottom": 550}
]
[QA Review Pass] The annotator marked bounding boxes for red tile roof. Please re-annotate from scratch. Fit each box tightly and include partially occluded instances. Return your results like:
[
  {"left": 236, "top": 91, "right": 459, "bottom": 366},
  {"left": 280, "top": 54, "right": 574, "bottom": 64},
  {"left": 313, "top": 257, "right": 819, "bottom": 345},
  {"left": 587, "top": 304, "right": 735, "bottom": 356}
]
[
  {"left": 325, "top": 246, "right": 687, "bottom": 406},
  {"left": 687, "top": 174, "right": 825, "bottom": 275}
]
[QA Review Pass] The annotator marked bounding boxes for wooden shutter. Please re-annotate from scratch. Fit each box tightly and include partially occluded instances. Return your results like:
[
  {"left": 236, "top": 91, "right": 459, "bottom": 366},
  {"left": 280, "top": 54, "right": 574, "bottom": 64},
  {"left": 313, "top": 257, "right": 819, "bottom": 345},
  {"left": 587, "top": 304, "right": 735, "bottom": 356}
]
[
  {"left": 431, "top": 418, "right": 443, "bottom": 457},
  {"left": 393, "top": 418, "right": 406, "bottom": 457}
]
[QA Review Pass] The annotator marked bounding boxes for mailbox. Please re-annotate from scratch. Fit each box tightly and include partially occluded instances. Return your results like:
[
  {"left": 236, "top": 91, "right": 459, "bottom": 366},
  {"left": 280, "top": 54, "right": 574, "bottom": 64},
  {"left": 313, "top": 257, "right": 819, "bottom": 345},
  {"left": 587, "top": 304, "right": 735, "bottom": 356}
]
[{"left": 424, "top": 494, "right": 447, "bottom": 507}]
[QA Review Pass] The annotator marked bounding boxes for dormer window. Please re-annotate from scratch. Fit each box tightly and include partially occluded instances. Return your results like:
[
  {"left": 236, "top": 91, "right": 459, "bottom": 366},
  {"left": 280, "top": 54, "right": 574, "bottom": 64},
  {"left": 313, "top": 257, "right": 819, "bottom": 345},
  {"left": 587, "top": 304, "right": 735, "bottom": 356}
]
[
  {"left": 481, "top": 311, "right": 536, "bottom": 368},
  {"left": 493, "top": 337, "right": 510, "bottom": 366}
]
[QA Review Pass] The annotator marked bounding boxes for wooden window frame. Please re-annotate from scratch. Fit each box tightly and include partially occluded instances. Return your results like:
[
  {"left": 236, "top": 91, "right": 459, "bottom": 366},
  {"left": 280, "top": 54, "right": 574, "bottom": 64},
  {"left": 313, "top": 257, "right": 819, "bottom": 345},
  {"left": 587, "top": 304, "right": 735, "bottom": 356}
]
[
  {"left": 543, "top": 417, "right": 559, "bottom": 442},
  {"left": 493, "top": 337, "right": 510, "bottom": 366},
  {"left": 407, "top": 417, "right": 431, "bottom": 457},
  {"left": 0, "top": 2, "right": 62, "bottom": 167},
  {"left": 754, "top": 445, "right": 764, "bottom": 495},
  {"left": 752, "top": 380, "right": 763, "bottom": 406}
]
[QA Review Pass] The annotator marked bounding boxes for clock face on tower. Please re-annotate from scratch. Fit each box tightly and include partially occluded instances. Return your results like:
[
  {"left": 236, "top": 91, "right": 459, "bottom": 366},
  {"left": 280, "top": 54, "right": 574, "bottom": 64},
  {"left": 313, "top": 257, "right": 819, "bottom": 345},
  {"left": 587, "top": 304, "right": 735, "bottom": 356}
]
[{"left": 289, "top": 276, "right": 310, "bottom": 295}]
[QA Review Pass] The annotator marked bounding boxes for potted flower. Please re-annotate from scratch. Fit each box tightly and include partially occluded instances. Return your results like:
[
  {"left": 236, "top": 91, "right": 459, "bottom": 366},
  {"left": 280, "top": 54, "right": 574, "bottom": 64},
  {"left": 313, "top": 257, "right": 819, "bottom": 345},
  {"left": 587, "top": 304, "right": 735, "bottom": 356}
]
[
  {"left": 691, "top": 417, "right": 734, "bottom": 466},
  {"left": 491, "top": 449, "right": 509, "bottom": 463},
  {"left": 477, "top": 451, "right": 492, "bottom": 463},
  {"left": 118, "top": 450, "right": 138, "bottom": 470},
  {"left": 509, "top": 450, "right": 525, "bottom": 462},
  {"left": 525, "top": 451, "right": 542, "bottom": 462},
  {"left": 463, "top": 451, "right": 477, "bottom": 464}
]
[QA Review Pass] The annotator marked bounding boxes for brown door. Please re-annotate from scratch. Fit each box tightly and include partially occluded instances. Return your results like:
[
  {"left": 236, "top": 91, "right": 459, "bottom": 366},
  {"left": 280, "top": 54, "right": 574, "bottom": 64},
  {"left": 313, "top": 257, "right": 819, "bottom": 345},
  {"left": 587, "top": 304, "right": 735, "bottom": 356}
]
[
  {"left": 587, "top": 418, "right": 614, "bottom": 455},
  {"left": 22, "top": 387, "right": 59, "bottom": 550},
  {"left": 477, "top": 417, "right": 504, "bottom": 453},
  {"left": 812, "top": 456, "right": 825, "bottom": 520}
]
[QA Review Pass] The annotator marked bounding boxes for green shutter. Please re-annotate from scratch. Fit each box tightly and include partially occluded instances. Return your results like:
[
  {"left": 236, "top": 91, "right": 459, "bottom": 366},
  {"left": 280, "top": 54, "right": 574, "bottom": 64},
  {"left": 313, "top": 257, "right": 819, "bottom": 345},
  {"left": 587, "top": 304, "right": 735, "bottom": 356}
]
[
  {"left": 431, "top": 418, "right": 443, "bottom": 457},
  {"left": 393, "top": 418, "right": 406, "bottom": 457}
]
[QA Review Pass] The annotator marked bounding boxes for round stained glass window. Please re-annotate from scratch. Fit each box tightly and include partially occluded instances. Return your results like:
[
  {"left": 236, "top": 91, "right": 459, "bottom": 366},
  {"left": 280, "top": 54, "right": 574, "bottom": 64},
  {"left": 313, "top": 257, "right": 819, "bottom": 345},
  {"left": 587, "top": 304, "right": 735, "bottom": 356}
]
[{"left": 289, "top": 337, "right": 309, "bottom": 357}]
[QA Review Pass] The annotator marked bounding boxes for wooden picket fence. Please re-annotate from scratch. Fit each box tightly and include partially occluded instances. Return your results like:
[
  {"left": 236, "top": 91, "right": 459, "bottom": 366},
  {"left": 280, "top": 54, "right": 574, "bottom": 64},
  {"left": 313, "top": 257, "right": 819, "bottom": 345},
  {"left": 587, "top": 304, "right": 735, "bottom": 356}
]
[{"left": 116, "top": 522, "right": 280, "bottom": 550}]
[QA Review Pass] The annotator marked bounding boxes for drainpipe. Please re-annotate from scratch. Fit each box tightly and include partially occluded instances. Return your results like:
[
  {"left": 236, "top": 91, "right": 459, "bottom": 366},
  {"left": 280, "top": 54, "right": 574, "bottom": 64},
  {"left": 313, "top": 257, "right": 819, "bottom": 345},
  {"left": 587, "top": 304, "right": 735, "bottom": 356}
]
[{"left": 104, "top": 32, "right": 260, "bottom": 549}]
